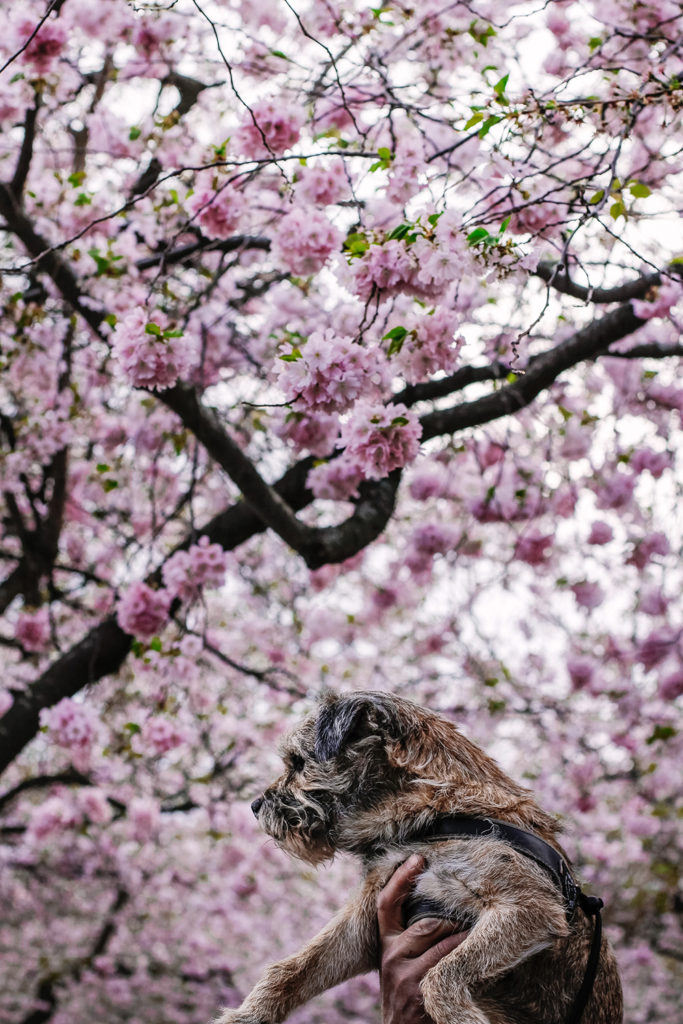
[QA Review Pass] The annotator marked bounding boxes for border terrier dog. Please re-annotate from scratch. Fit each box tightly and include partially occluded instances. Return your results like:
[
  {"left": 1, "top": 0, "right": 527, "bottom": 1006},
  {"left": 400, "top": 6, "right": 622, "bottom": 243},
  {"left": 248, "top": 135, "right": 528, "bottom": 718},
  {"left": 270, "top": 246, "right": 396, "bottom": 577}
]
[{"left": 217, "top": 691, "right": 623, "bottom": 1024}]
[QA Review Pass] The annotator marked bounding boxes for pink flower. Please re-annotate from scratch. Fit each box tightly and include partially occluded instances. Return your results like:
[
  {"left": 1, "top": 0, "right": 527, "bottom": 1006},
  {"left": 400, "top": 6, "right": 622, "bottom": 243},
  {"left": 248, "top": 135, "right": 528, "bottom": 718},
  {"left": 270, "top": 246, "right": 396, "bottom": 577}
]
[
  {"left": 636, "top": 627, "right": 680, "bottom": 671},
  {"left": 77, "top": 788, "right": 113, "bottom": 824},
  {"left": 162, "top": 536, "right": 228, "bottom": 602},
  {"left": 631, "top": 281, "right": 683, "bottom": 320},
  {"left": 40, "top": 698, "right": 97, "bottom": 766},
  {"left": 0, "top": 690, "right": 13, "bottom": 718},
  {"left": 411, "top": 522, "right": 459, "bottom": 556},
  {"left": 271, "top": 207, "right": 342, "bottom": 276},
  {"left": 235, "top": 98, "right": 304, "bottom": 157},
  {"left": 28, "top": 795, "right": 80, "bottom": 840},
  {"left": 143, "top": 716, "right": 186, "bottom": 754},
  {"left": 128, "top": 796, "right": 161, "bottom": 841},
  {"left": 15, "top": 607, "right": 51, "bottom": 652},
  {"left": 571, "top": 581, "right": 605, "bottom": 610},
  {"left": 338, "top": 401, "right": 422, "bottom": 480},
  {"left": 297, "top": 159, "right": 348, "bottom": 206},
  {"left": 514, "top": 531, "right": 553, "bottom": 565},
  {"left": 277, "top": 330, "right": 380, "bottom": 414},
  {"left": 588, "top": 521, "right": 613, "bottom": 545},
  {"left": 629, "top": 448, "right": 671, "bottom": 478},
  {"left": 112, "top": 308, "right": 191, "bottom": 390},
  {"left": 390, "top": 308, "right": 464, "bottom": 385},
  {"left": 639, "top": 588, "right": 669, "bottom": 616},
  {"left": 116, "top": 582, "right": 170, "bottom": 639},
  {"left": 18, "top": 18, "right": 66, "bottom": 74},
  {"left": 627, "top": 532, "right": 670, "bottom": 569},
  {"left": 189, "top": 186, "right": 245, "bottom": 239},
  {"left": 659, "top": 670, "right": 683, "bottom": 701},
  {"left": 567, "top": 658, "right": 596, "bottom": 692},
  {"left": 307, "top": 457, "right": 363, "bottom": 501},
  {"left": 273, "top": 410, "right": 340, "bottom": 456}
]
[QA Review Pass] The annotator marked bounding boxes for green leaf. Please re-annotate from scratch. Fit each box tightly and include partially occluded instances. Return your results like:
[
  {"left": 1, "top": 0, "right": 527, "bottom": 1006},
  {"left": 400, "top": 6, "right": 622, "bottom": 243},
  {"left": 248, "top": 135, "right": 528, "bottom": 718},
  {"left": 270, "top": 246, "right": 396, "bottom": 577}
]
[
  {"left": 149, "top": 637, "right": 163, "bottom": 652},
  {"left": 270, "top": 49, "right": 289, "bottom": 60},
  {"left": 387, "top": 223, "right": 413, "bottom": 241},
  {"left": 467, "top": 227, "right": 489, "bottom": 245},
  {"left": 383, "top": 325, "right": 409, "bottom": 356},
  {"left": 145, "top": 322, "right": 162, "bottom": 336},
  {"left": 68, "top": 171, "right": 86, "bottom": 187},
  {"left": 96, "top": 463, "right": 110, "bottom": 473},
  {"left": 74, "top": 192, "right": 92, "bottom": 207},
  {"left": 609, "top": 200, "right": 626, "bottom": 220},
  {"left": 129, "top": 126, "right": 142, "bottom": 141},
  {"left": 279, "top": 348, "right": 302, "bottom": 362},
  {"left": 629, "top": 182, "right": 651, "bottom": 198},
  {"left": 124, "top": 722, "right": 141, "bottom": 734},
  {"left": 493, "top": 73, "right": 509, "bottom": 97},
  {"left": 588, "top": 36, "right": 603, "bottom": 50},
  {"left": 104, "top": 313, "right": 117, "bottom": 328},
  {"left": 103, "top": 479, "right": 119, "bottom": 492},
  {"left": 647, "top": 725, "right": 677, "bottom": 745},
  {"left": 344, "top": 232, "right": 369, "bottom": 256},
  {"left": 162, "top": 329, "right": 184, "bottom": 339},
  {"left": 464, "top": 111, "right": 484, "bottom": 130},
  {"left": 377, "top": 147, "right": 392, "bottom": 162},
  {"left": 589, "top": 189, "right": 604, "bottom": 205},
  {"left": 478, "top": 114, "right": 503, "bottom": 138},
  {"left": 391, "top": 416, "right": 409, "bottom": 427}
]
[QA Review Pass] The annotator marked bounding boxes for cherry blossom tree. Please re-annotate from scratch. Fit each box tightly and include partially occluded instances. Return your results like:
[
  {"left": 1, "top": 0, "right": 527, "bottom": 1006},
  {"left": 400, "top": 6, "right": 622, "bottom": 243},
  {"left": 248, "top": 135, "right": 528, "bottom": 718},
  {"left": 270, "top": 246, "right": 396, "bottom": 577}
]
[{"left": 0, "top": 1, "right": 682, "bottom": 1022}]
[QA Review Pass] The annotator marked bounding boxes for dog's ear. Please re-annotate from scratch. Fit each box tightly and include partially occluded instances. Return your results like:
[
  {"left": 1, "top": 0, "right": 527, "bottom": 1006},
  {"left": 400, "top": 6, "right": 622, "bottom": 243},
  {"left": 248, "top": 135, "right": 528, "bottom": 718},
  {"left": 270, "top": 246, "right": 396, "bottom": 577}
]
[{"left": 314, "top": 692, "right": 405, "bottom": 761}]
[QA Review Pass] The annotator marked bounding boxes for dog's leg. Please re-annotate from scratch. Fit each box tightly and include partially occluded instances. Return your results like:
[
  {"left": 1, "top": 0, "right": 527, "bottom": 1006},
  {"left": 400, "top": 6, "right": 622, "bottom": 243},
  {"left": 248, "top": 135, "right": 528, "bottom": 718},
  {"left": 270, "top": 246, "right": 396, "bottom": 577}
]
[
  {"left": 420, "top": 901, "right": 567, "bottom": 1024},
  {"left": 216, "top": 890, "right": 377, "bottom": 1024}
]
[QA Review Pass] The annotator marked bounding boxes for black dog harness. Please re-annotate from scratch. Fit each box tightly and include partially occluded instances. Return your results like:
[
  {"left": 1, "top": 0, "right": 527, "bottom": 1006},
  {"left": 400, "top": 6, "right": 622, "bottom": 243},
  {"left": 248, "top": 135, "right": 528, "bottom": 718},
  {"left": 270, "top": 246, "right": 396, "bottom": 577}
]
[{"left": 401, "top": 816, "right": 604, "bottom": 1024}]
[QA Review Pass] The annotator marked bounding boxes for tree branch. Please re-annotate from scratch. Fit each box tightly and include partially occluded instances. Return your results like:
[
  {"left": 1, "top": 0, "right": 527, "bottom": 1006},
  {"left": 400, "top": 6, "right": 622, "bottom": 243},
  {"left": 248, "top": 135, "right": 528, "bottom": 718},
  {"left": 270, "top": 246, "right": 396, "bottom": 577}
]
[
  {"left": 534, "top": 260, "right": 683, "bottom": 304},
  {"left": 11, "top": 100, "right": 41, "bottom": 200},
  {"left": 419, "top": 302, "right": 647, "bottom": 440}
]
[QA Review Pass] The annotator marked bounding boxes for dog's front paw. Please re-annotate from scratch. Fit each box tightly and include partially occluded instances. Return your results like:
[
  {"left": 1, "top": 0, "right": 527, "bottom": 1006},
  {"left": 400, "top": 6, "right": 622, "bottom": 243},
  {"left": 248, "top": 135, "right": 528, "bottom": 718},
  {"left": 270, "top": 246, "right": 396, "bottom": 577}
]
[
  {"left": 421, "top": 975, "right": 490, "bottom": 1024},
  {"left": 215, "top": 1010, "right": 265, "bottom": 1024}
]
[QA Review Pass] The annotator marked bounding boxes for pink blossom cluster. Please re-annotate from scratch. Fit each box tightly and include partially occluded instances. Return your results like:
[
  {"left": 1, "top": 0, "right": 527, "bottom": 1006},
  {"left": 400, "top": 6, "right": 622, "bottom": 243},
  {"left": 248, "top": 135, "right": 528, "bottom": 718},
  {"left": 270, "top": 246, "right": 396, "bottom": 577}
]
[
  {"left": 277, "top": 330, "right": 381, "bottom": 413},
  {"left": 15, "top": 607, "right": 51, "bottom": 652},
  {"left": 112, "top": 308, "right": 191, "bottom": 390},
  {"left": 389, "top": 308, "right": 464, "bottom": 384},
  {"left": 297, "top": 159, "right": 348, "bottom": 206},
  {"left": 271, "top": 207, "right": 342, "bottom": 275},
  {"left": 338, "top": 401, "right": 422, "bottom": 480},
  {"left": 235, "top": 98, "right": 304, "bottom": 157},
  {"left": 189, "top": 186, "right": 245, "bottom": 239},
  {"left": 571, "top": 580, "right": 605, "bottom": 610},
  {"left": 352, "top": 239, "right": 420, "bottom": 300},
  {"left": 17, "top": 17, "right": 66, "bottom": 74},
  {"left": 39, "top": 698, "right": 98, "bottom": 769},
  {"left": 162, "top": 536, "right": 228, "bottom": 602},
  {"left": 273, "top": 410, "right": 340, "bottom": 456},
  {"left": 306, "top": 457, "right": 364, "bottom": 501},
  {"left": 142, "top": 715, "right": 186, "bottom": 754},
  {"left": 627, "top": 531, "right": 670, "bottom": 569},
  {"left": 116, "top": 581, "right": 171, "bottom": 639},
  {"left": 631, "top": 280, "right": 683, "bottom": 320},
  {"left": 514, "top": 531, "right": 554, "bottom": 565}
]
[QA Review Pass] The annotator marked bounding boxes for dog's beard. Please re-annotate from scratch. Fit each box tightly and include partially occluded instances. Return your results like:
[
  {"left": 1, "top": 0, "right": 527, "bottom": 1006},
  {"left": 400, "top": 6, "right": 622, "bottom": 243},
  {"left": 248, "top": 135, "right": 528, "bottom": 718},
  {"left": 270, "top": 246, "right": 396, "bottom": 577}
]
[{"left": 259, "top": 788, "right": 337, "bottom": 864}]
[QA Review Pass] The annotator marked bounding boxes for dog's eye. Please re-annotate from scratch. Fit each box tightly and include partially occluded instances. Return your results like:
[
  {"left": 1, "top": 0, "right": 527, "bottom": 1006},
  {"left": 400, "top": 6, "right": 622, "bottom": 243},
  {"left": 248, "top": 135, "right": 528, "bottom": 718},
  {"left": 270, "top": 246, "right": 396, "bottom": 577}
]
[{"left": 290, "top": 754, "right": 305, "bottom": 773}]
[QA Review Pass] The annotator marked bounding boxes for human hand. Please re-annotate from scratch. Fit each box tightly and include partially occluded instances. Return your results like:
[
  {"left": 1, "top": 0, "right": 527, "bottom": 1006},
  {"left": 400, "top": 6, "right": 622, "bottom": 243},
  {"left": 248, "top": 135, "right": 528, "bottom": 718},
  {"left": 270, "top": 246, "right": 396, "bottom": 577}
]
[{"left": 377, "top": 854, "right": 469, "bottom": 1024}]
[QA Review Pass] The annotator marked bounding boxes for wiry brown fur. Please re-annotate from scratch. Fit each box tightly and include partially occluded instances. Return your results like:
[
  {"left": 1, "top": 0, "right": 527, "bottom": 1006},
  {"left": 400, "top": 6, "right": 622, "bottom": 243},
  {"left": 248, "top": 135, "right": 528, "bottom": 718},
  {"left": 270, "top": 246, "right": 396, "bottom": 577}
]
[{"left": 216, "top": 692, "right": 623, "bottom": 1024}]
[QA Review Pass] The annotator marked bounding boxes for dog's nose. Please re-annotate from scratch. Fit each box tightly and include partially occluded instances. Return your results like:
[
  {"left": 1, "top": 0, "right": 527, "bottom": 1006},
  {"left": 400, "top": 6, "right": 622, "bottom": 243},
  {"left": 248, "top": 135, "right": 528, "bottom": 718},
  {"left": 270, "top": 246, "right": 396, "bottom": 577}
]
[{"left": 251, "top": 796, "right": 264, "bottom": 817}]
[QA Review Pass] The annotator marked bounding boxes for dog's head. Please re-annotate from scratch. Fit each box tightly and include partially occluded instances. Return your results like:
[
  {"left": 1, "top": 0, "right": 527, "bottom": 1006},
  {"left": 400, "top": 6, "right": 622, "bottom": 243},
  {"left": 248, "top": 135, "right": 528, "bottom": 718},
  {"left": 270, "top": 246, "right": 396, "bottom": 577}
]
[{"left": 251, "top": 691, "right": 429, "bottom": 863}]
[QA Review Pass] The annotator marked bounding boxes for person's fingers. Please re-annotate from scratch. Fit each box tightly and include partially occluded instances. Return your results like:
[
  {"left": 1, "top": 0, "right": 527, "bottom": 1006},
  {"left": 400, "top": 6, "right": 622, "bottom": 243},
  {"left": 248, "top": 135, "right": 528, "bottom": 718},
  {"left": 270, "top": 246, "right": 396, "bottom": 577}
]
[
  {"left": 413, "top": 929, "right": 469, "bottom": 972},
  {"left": 389, "top": 917, "right": 467, "bottom": 960},
  {"left": 376, "top": 855, "right": 425, "bottom": 937}
]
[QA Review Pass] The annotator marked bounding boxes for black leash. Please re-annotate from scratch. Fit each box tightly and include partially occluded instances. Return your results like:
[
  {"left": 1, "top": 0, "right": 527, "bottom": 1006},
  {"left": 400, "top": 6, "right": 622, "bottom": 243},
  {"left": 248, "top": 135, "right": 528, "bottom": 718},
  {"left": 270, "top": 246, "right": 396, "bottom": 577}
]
[{"left": 401, "top": 815, "right": 604, "bottom": 1024}]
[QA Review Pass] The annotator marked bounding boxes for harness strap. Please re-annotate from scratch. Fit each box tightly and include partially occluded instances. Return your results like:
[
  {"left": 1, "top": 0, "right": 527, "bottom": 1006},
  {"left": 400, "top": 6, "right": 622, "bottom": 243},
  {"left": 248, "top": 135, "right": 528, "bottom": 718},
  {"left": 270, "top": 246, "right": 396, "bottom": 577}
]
[
  {"left": 401, "top": 815, "right": 604, "bottom": 1024},
  {"left": 566, "top": 893, "right": 603, "bottom": 1024}
]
